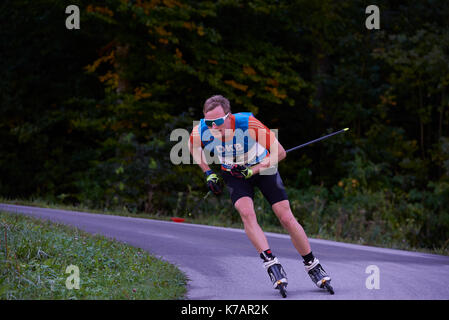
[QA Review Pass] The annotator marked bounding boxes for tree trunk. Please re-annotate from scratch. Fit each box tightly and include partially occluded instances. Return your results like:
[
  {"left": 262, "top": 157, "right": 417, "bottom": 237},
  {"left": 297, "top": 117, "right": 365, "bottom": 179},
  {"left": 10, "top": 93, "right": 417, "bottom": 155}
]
[
  {"left": 440, "top": 91, "right": 445, "bottom": 140},
  {"left": 115, "top": 44, "right": 130, "bottom": 94},
  {"left": 145, "top": 186, "right": 154, "bottom": 214},
  {"left": 419, "top": 85, "right": 425, "bottom": 159}
]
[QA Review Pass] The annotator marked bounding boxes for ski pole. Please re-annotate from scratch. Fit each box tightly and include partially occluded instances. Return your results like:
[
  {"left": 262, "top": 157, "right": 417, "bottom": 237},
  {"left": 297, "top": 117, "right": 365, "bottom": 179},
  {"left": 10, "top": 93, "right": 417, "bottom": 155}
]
[
  {"left": 187, "top": 190, "right": 212, "bottom": 217},
  {"left": 187, "top": 128, "right": 349, "bottom": 217},
  {"left": 285, "top": 128, "right": 349, "bottom": 154}
]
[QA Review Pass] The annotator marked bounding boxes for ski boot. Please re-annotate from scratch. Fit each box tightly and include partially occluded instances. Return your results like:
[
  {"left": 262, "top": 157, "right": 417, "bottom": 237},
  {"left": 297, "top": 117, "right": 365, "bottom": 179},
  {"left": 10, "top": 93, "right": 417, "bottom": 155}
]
[
  {"left": 304, "top": 258, "right": 334, "bottom": 294},
  {"left": 263, "top": 257, "right": 288, "bottom": 298}
]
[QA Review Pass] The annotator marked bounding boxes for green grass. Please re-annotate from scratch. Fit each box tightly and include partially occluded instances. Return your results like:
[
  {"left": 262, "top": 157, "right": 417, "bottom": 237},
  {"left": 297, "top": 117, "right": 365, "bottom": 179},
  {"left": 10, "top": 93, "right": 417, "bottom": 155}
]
[{"left": 0, "top": 211, "right": 187, "bottom": 299}]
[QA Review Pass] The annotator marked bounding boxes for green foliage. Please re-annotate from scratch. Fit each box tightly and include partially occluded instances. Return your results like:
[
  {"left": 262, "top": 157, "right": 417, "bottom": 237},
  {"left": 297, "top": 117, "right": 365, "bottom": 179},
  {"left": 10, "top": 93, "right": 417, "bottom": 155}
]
[
  {"left": 1, "top": 0, "right": 449, "bottom": 251},
  {"left": 286, "top": 182, "right": 449, "bottom": 252}
]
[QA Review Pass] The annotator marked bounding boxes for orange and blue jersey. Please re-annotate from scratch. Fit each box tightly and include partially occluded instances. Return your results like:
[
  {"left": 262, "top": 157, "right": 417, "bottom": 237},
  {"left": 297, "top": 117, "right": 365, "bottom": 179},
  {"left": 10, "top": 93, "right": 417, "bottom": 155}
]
[{"left": 191, "top": 112, "right": 273, "bottom": 171}]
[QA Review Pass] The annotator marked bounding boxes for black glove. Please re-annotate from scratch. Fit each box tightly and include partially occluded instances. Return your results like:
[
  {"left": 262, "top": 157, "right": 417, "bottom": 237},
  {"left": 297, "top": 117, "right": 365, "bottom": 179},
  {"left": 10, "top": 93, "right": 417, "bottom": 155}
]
[
  {"left": 205, "top": 170, "right": 222, "bottom": 195},
  {"left": 230, "top": 165, "right": 253, "bottom": 179}
]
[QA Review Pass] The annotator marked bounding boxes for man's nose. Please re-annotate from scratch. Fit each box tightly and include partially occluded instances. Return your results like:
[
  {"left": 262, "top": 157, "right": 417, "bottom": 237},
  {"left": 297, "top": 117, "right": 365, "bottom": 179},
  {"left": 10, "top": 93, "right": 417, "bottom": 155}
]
[{"left": 212, "top": 122, "right": 219, "bottom": 129}]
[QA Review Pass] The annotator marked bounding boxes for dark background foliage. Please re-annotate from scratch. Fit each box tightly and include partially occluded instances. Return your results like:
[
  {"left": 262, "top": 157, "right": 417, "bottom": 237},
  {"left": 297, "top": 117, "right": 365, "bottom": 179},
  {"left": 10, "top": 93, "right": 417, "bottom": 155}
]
[{"left": 1, "top": 0, "right": 448, "bottom": 251}]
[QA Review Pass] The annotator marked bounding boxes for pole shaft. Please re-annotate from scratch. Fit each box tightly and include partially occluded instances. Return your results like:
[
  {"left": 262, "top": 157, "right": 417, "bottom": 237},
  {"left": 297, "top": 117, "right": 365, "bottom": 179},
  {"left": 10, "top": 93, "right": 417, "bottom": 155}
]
[{"left": 286, "top": 128, "right": 348, "bottom": 154}]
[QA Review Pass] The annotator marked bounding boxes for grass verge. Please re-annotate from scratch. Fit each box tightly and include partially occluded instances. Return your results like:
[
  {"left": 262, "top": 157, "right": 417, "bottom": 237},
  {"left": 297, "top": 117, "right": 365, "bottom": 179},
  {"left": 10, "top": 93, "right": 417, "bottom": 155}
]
[{"left": 0, "top": 210, "right": 187, "bottom": 299}]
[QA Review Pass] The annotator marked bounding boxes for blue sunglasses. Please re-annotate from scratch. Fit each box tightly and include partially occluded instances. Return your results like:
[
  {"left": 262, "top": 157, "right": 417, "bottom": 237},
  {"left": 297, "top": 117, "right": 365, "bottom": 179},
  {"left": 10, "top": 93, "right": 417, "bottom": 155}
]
[{"left": 204, "top": 113, "right": 230, "bottom": 127}]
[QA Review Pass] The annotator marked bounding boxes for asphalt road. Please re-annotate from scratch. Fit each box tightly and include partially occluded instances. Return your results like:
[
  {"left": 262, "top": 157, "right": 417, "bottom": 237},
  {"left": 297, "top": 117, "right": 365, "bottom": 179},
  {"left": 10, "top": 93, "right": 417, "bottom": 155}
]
[{"left": 1, "top": 203, "right": 448, "bottom": 300}]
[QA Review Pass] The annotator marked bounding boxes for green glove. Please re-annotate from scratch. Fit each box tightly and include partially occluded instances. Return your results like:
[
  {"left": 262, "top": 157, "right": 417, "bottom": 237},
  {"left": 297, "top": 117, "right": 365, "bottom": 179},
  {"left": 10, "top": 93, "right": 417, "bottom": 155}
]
[
  {"left": 205, "top": 170, "right": 222, "bottom": 195},
  {"left": 230, "top": 165, "right": 253, "bottom": 179}
]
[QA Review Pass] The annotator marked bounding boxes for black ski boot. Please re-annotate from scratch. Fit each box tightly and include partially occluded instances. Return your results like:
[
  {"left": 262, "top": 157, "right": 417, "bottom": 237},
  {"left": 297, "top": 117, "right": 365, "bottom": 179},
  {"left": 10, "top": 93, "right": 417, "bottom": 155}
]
[
  {"left": 304, "top": 258, "right": 334, "bottom": 294},
  {"left": 263, "top": 257, "right": 288, "bottom": 298}
]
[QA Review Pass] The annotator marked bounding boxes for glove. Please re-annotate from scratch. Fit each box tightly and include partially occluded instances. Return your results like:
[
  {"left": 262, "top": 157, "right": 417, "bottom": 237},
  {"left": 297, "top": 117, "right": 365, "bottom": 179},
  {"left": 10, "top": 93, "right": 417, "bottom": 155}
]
[
  {"left": 205, "top": 170, "right": 222, "bottom": 195},
  {"left": 230, "top": 165, "right": 253, "bottom": 179}
]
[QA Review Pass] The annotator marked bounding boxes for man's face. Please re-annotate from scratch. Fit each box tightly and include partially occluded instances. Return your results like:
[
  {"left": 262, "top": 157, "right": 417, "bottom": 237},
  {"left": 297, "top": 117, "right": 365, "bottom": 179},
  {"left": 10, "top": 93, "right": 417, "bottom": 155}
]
[{"left": 204, "top": 106, "right": 230, "bottom": 137}]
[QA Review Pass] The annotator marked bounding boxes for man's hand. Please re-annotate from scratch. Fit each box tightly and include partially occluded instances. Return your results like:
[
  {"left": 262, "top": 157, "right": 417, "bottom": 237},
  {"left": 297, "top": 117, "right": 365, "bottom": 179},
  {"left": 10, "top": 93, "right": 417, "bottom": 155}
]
[
  {"left": 205, "top": 171, "right": 222, "bottom": 195},
  {"left": 249, "top": 157, "right": 273, "bottom": 175},
  {"left": 230, "top": 165, "right": 253, "bottom": 179}
]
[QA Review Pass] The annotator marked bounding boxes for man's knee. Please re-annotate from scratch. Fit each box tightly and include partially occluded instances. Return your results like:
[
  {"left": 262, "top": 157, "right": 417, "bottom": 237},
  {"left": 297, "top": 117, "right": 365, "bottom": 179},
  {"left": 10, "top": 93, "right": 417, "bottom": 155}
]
[
  {"left": 239, "top": 209, "right": 257, "bottom": 223},
  {"left": 235, "top": 197, "right": 257, "bottom": 223},
  {"left": 273, "top": 201, "right": 296, "bottom": 227},
  {"left": 279, "top": 212, "right": 297, "bottom": 228}
]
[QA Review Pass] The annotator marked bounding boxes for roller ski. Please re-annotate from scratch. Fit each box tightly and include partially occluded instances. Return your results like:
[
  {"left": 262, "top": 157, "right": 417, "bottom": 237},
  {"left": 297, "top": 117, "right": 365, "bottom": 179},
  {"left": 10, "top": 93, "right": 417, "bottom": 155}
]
[
  {"left": 263, "top": 257, "right": 288, "bottom": 298},
  {"left": 304, "top": 258, "right": 334, "bottom": 295}
]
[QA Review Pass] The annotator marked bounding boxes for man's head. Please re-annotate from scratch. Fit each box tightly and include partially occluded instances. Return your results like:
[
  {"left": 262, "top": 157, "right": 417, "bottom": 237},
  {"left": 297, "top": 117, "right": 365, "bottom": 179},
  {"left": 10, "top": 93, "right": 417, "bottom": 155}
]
[
  {"left": 203, "top": 95, "right": 232, "bottom": 136},
  {"left": 203, "top": 95, "right": 231, "bottom": 115}
]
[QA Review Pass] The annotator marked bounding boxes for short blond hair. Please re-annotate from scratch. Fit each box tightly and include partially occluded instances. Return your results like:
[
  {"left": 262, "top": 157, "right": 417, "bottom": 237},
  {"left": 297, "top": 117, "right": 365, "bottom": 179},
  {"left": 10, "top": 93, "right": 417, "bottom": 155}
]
[{"left": 203, "top": 95, "right": 231, "bottom": 114}]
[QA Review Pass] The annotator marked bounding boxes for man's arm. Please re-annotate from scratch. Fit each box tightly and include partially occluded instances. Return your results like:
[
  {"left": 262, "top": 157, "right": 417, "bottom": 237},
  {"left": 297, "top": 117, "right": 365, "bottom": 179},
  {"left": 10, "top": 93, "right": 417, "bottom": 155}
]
[
  {"left": 247, "top": 116, "right": 286, "bottom": 175},
  {"left": 189, "top": 125, "right": 222, "bottom": 195},
  {"left": 188, "top": 125, "right": 212, "bottom": 173}
]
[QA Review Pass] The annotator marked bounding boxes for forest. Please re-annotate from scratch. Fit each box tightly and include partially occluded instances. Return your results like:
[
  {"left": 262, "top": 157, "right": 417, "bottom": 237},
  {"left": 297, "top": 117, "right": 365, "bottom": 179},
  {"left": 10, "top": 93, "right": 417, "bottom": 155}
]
[{"left": 1, "top": 0, "right": 448, "bottom": 252}]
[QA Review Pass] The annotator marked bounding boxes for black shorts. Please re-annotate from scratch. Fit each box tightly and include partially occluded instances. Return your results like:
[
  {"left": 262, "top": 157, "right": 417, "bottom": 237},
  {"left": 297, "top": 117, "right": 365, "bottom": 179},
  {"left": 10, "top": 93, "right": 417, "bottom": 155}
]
[{"left": 221, "top": 170, "right": 288, "bottom": 206}]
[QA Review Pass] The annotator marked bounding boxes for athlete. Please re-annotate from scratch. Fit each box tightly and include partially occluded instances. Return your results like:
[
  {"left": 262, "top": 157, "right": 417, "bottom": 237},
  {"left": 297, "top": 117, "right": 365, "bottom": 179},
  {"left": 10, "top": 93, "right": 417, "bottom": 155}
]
[{"left": 188, "top": 95, "right": 332, "bottom": 295}]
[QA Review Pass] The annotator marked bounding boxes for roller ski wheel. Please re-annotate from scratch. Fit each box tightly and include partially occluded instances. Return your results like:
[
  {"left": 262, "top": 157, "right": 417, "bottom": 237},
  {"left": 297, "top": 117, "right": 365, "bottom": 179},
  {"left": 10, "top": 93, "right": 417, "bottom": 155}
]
[
  {"left": 322, "top": 280, "right": 335, "bottom": 295},
  {"left": 278, "top": 282, "right": 287, "bottom": 298},
  {"left": 304, "top": 258, "right": 334, "bottom": 295},
  {"left": 263, "top": 257, "right": 288, "bottom": 298}
]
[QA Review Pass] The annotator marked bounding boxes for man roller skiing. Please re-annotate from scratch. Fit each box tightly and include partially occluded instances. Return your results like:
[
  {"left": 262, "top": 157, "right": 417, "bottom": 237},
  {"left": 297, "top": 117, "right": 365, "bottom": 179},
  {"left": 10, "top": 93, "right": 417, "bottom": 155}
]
[{"left": 188, "top": 95, "right": 333, "bottom": 297}]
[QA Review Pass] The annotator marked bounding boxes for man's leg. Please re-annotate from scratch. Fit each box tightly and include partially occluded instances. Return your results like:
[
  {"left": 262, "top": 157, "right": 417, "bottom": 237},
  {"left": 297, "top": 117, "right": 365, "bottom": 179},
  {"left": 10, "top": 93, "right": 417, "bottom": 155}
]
[
  {"left": 271, "top": 200, "right": 311, "bottom": 256},
  {"left": 272, "top": 199, "right": 332, "bottom": 290},
  {"left": 256, "top": 172, "right": 332, "bottom": 290},
  {"left": 235, "top": 196, "right": 288, "bottom": 292},
  {"left": 255, "top": 172, "right": 312, "bottom": 256},
  {"left": 234, "top": 196, "right": 269, "bottom": 253}
]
